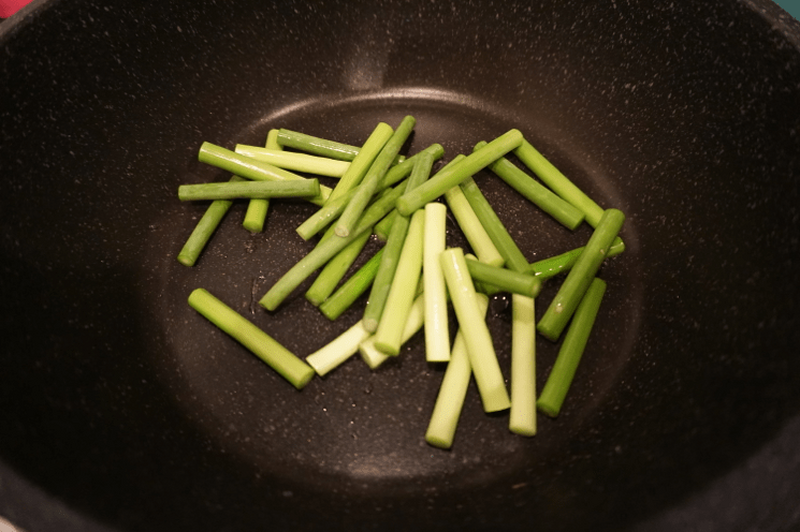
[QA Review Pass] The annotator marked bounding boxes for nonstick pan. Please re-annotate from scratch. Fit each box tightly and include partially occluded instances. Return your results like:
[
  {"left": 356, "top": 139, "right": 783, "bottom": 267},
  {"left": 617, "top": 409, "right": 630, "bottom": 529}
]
[{"left": 2, "top": 1, "right": 799, "bottom": 531}]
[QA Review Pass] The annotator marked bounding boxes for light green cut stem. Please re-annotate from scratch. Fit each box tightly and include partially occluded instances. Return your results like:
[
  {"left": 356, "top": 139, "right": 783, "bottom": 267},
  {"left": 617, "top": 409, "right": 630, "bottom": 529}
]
[
  {"left": 537, "top": 209, "right": 625, "bottom": 341},
  {"left": 515, "top": 139, "right": 605, "bottom": 227},
  {"left": 373, "top": 210, "right": 397, "bottom": 241},
  {"left": 198, "top": 142, "right": 330, "bottom": 206},
  {"left": 177, "top": 176, "right": 242, "bottom": 266},
  {"left": 188, "top": 288, "right": 314, "bottom": 389},
  {"left": 440, "top": 248, "right": 510, "bottom": 413},
  {"left": 362, "top": 213, "right": 410, "bottom": 332},
  {"left": 276, "top": 128, "right": 407, "bottom": 165},
  {"left": 360, "top": 146, "right": 432, "bottom": 332},
  {"left": 327, "top": 122, "right": 393, "bottom": 203},
  {"left": 374, "top": 209, "right": 425, "bottom": 356},
  {"left": 425, "top": 293, "right": 490, "bottom": 449},
  {"left": 359, "top": 292, "right": 424, "bottom": 369},
  {"left": 178, "top": 179, "right": 319, "bottom": 201},
  {"left": 319, "top": 248, "right": 384, "bottom": 321},
  {"left": 465, "top": 257, "right": 542, "bottom": 298},
  {"left": 277, "top": 128, "right": 362, "bottom": 160},
  {"left": 305, "top": 228, "right": 371, "bottom": 306},
  {"left": 305, "top": 320, "right": 371, "bottom": 377},
  {"left": 295, "top": 143, "right": 444, "bottom": 241},
  {"left": 373, "top": 149, "right": 435, "bottom": 241},
  {"left": 243, "top": 129, "right": 279, "bottom": 233},
  {"left": 335, "top": 116, "right": 416, "bottom": 237},
  {"left": 423, "top": 202, "right": 450, "bottom": 363},
  {"left": 509, "top": 294, "right": 537, "bottom": 436},
  {"left": 459, "top": 176, "right": 529, "bottom": 273},
  {"left": 480, "top": 144, "right": 585, "bottom": 231},
  {"left": 530, "top": 237, "right": 625, "bottom": 279},
  {"left": 538, "top": 277, "right": 607, "bottom": 417},
  {"left": 234, "top": 145, "right": 351, "bottom": 177},
  {"left": 295, "top": 181, "right": 380, "bottom": 240},
  {"left": 396, "top": 129, "right": 523, "bottom": 216},
  {"left": 443, "top": 157, "right": 505, "bottom": 268},
  {"left": 259, "top": 180, "right": 409, "bottom": 311}
]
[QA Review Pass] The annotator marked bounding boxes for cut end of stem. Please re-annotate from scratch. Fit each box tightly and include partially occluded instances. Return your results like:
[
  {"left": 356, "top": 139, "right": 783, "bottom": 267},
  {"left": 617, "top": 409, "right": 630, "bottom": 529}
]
[
  {"left": 536, "top": 398, "right": 560, "bottom": 418},
  {"left": 425, "top": 433, "right": 453, "bottom": 450},
  {"left": 373, "top": 340, "right": 400, "bottom": 357},
  {"left": 509, "top": 423, "right": 538, "bottom": 437},
  {"left": 177, "top": 253, "right": 196, "bottom": 267},
  {"left": 259, "top": 294, "right": 279, "bottom": 312},
  {"left": 362, "top": 317, "right": 379, "bottom": 333}
]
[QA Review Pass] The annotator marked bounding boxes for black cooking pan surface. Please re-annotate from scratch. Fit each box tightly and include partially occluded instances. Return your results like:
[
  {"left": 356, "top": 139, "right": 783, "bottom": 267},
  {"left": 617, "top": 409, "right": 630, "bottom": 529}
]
[{"left": 2, "top": 1, "right": 799, "bottom": 531}]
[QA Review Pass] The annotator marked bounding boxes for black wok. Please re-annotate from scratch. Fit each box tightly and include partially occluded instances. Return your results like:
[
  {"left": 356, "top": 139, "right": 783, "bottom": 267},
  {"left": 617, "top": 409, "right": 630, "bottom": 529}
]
[{"left": 2, "top": 0, "right": 799, "bottom": 531}]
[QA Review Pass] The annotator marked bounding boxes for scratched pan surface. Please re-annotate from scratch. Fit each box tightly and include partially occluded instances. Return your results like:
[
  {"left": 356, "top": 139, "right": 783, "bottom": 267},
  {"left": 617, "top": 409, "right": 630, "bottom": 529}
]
[{"left": 1, "top": 0, "right": 799, "bottom": 531}]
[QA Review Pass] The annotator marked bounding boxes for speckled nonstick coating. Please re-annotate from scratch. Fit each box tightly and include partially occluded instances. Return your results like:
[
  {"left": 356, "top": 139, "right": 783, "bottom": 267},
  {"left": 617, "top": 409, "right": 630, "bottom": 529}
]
[{"left": 1, "top": 1, "right": 799, "bottom": 531}]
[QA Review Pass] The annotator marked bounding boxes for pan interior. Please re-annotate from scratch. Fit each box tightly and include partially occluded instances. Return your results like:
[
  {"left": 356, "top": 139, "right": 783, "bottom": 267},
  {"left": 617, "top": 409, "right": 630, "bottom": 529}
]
[{"left": 143, "top": 89, "right": 644, "bottom": 495}]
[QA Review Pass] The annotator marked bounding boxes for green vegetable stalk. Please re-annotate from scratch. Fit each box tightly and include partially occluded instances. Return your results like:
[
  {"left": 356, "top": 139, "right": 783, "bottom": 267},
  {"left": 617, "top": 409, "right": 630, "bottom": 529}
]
[
  {"left": 242, "top": 129, "right": 279, "bottom": 233},
  {"left": 335, "top": 116, "right": 416, "bottom": 237},
  {"left": 177, "top": 176, "right": 242, "bottom": 267},
  {"left": 188, "top": 288, "right": 315, "bottom": 389},
  {"left": 396, "top": 129, "right": 524, "bottom": 216},
  {"left": 537, "top": 277, "right": 607, "bottom": 417},
  {"left": 423, "top": 202, "right": 450, "bottom": 362},
  {"left": 440, "top": 247, "right": 510, "bottom": 413},
  {"left": 177, "top": 179, "right": 320, "bottom": 201},
  {"left": 197, "top": 142, "right": 331, "bottom": 206},
  {"left": 515, "top": 139, "right": 605, "bottom": 227},
  {"left": 509, "top": 294, "right": 536, "bottom": 436},
  {"left": 537, "top": 208, "right": 624, "bottom": 341},
  {"left": 425, "top": 293, "right": 490, "bottom": 449},
  {"left": 373, "top": 209, "right": 425, "bottom": 356}
]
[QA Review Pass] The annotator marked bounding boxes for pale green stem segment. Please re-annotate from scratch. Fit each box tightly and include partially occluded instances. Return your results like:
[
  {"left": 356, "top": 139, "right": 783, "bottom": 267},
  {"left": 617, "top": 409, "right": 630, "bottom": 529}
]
[
  {"left": 295, "top": 182, "right": 379, "bottom": 240},
  {"left": 242, "top": 129, "right": 279, "bottom": 233},
  {"left": 423, "top": 202, "right": 450, "bottom": 362},
  {"left": 363, "top": 213, "right": 410, "bottom": 332},
  {"left": 178, "top": 179, "right": 320, "bottom": 201},
  {"left": 459, "top": 176, "right": 529, "bottom": 273},
  {"left": 327, "top": 122, "right": 394, "bottom": 203},
  {"left": 359, "top": 291, "right": 424, "bottom": 369},
  {"left": 335, "top": 116, "right": 416, "bottom": 237},
  {"left": 361, "top": 150, "right": 432, "bottom": 332},
  {"left": 515, "top": 139, "right": 605, "bottom": 227},
  {"left": 396, "top": 129, "right": 523, "bottom": 216},
  {"left": 259, "top": 180, "right": 409, "bottom": 311},
  {"left": 425, "top": 293, "right": 490, "bottom": 449},
  {"left": 373, "top": 210, "right": 425, "bottom": 356},
  {"left": 305, "top": 320, "right": 372, "bottom": 377},
  {"left": 234, "top": 145, "right": 351, "bottom": 177},
  {"left": 295, "top": 143, "right": 444, "bottom": 241},
  {"left": 319, "top": 248, "right": 384, "bottom": 321},
  {"left": 530, "top": 237, "right": 625, "bottom": 279},
  {"left": 443, "top": 157, "right": 505, "bottom": 268},
  {"left": 373, "top": 210, "right": 397, "bottom": 241},
  {"left": 440, "top": 248, "right": 510, "bottom": 413},
  {"left": 276, "top": 128, "right": 407, "bottom": 164},
  {"left": 479, "top": 143, "right": 585, "bottom": 231},
  {"left": 509, "top": 294, "right": 537, "bottom": 436},
  {"left": 305, "top": 227, "right": 371, "bottom": 307},
  {"left": 465, "top": 257, "right": 542, "bottom": 298},
  {"left": 198, "top": 142, "right": 330, "bottom": 206},
  {"left": 188, "top": 288, "right": 314, "bottom": 389},
  {"left": 537, "top": 209, "right": 624, "bottom": 341},
  {"left": 177, "top": 176, "right": 242, "bottom": 266},
  {"left": 538, "top": 277, "right": 607, "bottom": 417}
]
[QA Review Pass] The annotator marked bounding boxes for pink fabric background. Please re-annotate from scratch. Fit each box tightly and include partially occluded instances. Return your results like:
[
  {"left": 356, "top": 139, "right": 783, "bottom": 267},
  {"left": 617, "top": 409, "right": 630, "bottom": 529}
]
[{"left": 1, "top": 0, "right": 33, "bottom": 18}]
